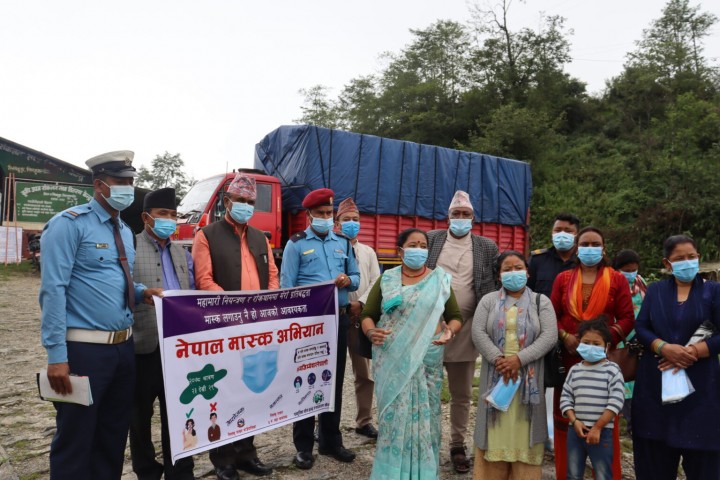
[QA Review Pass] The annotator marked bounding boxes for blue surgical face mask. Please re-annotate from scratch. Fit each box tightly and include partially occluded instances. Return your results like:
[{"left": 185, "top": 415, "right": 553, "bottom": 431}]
[
  {"left": 149, "top": 216, "right": 177, "bottom": 239},
  {"left": 230, "top": 201, "right": 254, "bottom": 224},
  {"left": 242, "top": 350, "right": 278, "bottom": 394},
  {"left": 449, "top": 218, "right": 472, "bottom": 237},
  {"left": 577, "top": 343, "right": 607, "bottom": 363},
  {"left": 552, "top": 232, "right": 575, "bottom": 252},
  {"left": 101, "top": 181, "right": 134, "bottom": 211},
  {"left": 401, "top": 247, "right": 428, "bottom": 270},
  {"left": 310, "top": 215, "right": 333, "bottom": 234},
  {"left": 501, "top": 270, "right": 528, "bottom": 292},
  {"left": 577, "top": 246, "right": 603, "bottom": 266},
  {"left": 341, "top": 220, "right": 360, "bottom": 239},
  {"left": 670, "top": 259, "right": 699, "bottom": 283},
  {"left": 621, "top": 270, "right": 638, "bottom": 286}
]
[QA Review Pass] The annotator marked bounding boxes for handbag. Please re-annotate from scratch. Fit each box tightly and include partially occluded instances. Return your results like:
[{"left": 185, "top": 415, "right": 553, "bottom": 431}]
[
  {"left": 540, "top": 293, "right": 567, "bottom": 388},
  {"left": 543, "top": 342, "right": 566, "bottom": 388},
  {"left": 608, "top": 324, "right": 642, "bottom": 382},
  {"left": 348, "top": 314, "right": 372, "bottom": 359}
]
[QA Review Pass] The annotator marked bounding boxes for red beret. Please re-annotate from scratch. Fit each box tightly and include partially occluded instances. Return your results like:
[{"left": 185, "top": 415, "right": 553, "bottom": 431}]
[{"left": 302, "top": 188, "right": 335, "bottom": 209}]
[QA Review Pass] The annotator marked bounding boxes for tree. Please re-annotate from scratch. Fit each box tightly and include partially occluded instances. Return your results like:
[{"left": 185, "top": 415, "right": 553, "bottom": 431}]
[
  {"left": 468, "top": 1, "right": 573, "bottom": 105},
  {"left": 628, "top": 0, "right": 718, "bottom": 83},
  {"left": 136, "top": 152, "right": 194, "bottom": 197},
  {"left": 294, "top": 85, "right": 346, "bottom": 129}
]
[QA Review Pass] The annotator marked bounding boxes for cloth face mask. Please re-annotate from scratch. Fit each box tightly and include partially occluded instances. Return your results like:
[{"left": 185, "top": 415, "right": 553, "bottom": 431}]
[
  {"left": 449, "top": 219, "right": 472, "bottom": 237},
  {"left": 576, "top": 343, "right": 607, "bottom": 362},
  {"left": 552, "top": 232, "right": 575, "bottom": 252},
  {"left": 242, "top": 350, "right": 278, "bottom": 394},
  {"left": 670, "top": 259, "right": 699, "bottom": 283},
  {"left": 101, "top": 182, "right": 134, "bottom": 211},
  {"left": 501, "top": 270, "right": 528, "bottom": 292},
  {"left": 621, "top": 270, "right": 638, "bottom": 285},
  {"left": 341, "top": 220, "right": 360, "bottom": 239},
  {"left": 230, "top": 202, "right": 254, "bottom": 224},
  {"left": 310, "top": 215, "right": 333, "bottom": 234},
  {"left": 577, "top": 246, "right": 603, "bottom": 267},
  {"left": 150, "top": 217, "right": 177, "bottom": 239},
  {"left": 401, "top": 247, "right": 428, "bottom": 270}
]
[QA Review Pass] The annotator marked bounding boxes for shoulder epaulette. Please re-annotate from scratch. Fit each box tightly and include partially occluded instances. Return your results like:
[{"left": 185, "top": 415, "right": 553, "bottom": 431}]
[
  {"left": 289, "top": 231, "right": 307, "bottom": 242},
  {"left": 61, "top": 205, "right": 91, "bottom": 219},
  {"left": 531, "top": 248, "right": 550, "bottom": 256}
]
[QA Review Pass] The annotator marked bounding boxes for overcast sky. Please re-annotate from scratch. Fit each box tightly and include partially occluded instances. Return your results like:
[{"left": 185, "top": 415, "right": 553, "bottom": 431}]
[{"left": 1, "top": 0, "right": 719, "bottom": 182}]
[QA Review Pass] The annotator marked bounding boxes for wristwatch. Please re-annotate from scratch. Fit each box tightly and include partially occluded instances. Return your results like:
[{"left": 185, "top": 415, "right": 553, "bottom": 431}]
[{"left": 569, "top": 418, "right": 577, "bottom": 426}]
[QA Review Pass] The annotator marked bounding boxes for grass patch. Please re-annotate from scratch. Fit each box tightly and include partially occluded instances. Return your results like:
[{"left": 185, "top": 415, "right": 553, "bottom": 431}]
[
  {"left": 0, "top": 261, "right": 36, "bottom": 280},
  {"left": 20, "top": 473, "right": 45, "bottom": 480}
]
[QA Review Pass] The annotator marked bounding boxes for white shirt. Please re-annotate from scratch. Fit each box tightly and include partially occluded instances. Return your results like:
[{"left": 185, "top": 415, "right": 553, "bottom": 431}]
[{"left": 349, "top": 241, "right": 381, "bottom": 304}]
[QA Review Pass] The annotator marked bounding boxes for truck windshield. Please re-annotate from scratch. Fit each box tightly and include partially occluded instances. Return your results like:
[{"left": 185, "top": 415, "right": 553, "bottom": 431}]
[{"left": 178, "top": 175, "right": 224, "bottom": 216}]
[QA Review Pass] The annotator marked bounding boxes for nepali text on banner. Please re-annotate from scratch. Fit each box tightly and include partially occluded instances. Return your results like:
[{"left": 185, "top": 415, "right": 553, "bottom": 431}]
[{"left": 154, "top": 282, "right": 339, "bottom": 463}]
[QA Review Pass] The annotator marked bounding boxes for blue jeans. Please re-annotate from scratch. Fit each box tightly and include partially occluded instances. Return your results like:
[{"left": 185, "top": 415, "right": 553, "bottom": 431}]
[{"left": 567, "top": 425, "right": 613, "bottom": 480}]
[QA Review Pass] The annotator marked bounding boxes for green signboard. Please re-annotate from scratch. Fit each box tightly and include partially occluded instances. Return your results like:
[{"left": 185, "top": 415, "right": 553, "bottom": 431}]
[{"left": 15, "top": 181, "right": 94, "bottom": 223}]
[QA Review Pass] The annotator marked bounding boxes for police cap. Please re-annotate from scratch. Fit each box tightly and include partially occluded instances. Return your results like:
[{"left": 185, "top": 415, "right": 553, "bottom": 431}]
[
  {"left": 85, "top": 150, "right": 137, "bottom": 178},
  {"left": 302, "top": 188, "right": 334, "bottom": 210}
]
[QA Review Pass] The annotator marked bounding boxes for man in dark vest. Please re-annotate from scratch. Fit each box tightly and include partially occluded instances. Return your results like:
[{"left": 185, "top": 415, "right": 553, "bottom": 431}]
[
  {"left": 192, "top": 173, "right": 278, "bottom": 479},
  {"left": 130, "top": 187, "right": 196, "bottom": 480}
]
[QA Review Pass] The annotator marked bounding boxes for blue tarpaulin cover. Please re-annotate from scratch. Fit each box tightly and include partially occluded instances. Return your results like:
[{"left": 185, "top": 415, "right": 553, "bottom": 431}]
[{"left": 254, "top": 125, "right": 531, "bottom": 226}]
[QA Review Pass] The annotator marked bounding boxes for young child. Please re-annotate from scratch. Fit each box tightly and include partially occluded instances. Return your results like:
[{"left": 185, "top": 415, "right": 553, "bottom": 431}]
[{"left": 559, "top": 317, "right": 625, "bottom": 480}]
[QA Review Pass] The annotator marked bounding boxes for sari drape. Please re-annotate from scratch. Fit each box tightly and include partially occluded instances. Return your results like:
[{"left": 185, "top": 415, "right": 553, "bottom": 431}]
[{"left": 370, "top": 266, "right": 451, "bottom": 480}]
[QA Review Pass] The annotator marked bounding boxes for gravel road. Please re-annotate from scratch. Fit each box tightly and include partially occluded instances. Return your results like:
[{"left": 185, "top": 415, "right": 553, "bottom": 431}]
[{"left": 1, "top": 270, "right": 643, "bottom": 479}]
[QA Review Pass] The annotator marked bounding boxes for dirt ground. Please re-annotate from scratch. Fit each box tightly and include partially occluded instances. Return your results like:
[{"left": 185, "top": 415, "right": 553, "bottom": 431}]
[{"left": 0, "top": 269, "right": 643, "bottom": 479}]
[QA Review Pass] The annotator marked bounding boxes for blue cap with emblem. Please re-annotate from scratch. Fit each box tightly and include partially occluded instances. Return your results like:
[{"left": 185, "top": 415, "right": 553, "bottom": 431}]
[{"left": 85, "top": 150, "right": 137, "bottom": 178}]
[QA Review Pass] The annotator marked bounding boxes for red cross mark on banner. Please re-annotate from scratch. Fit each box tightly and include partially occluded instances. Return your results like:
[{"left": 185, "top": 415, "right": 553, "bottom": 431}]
[{"left": 210, "top": 402, "right": 217, "bottom": 412}]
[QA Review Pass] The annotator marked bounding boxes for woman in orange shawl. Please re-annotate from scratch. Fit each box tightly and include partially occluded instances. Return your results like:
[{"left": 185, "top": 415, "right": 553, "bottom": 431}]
[{"left": 550, "top": 226, "right": 635, "bottom": 479}]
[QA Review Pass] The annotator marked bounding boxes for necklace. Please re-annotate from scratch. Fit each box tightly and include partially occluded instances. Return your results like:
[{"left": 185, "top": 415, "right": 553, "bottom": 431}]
[{"left": 402, "top": 266, "right": 426, "bottom": 278}]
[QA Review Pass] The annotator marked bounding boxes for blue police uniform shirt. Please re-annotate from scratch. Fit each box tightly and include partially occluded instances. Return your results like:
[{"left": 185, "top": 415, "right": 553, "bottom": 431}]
[
  {"left": 280, "top": 227, "right": 360, "bottom": 307},
  {"left": 40, "top": 198, "right": 147, "bottom": 364}
]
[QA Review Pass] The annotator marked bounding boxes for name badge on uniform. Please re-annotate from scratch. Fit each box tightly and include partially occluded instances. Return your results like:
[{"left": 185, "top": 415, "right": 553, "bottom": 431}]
[
  {"left": 335, "top": 249, "right": 345, "bottom": 254},
  {"left": 302, "top": 249, "right": 315, "bottom": 255},
  {"left": 96, "top": 243, "right": 109, "bottom": 249}
]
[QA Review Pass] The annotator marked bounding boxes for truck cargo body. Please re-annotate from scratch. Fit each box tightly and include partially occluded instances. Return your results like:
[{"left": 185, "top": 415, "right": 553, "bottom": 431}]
[
  {"left": 258, "top": 125, "right": 531, "bottom": 263},
  {"left": 177, "top": 125, "right": 532, "bottom": 264}
]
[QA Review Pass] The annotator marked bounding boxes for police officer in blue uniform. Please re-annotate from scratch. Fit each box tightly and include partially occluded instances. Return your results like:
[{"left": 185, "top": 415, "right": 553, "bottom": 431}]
[
  {"left": 527, "top": 213, "right": 581, "bottom": 298},
  {"left": 40, "top": 151, "right": 163, "bottom": 480},
  {"left": 280, "top": 188, "right": 360, "bottom": 470}
]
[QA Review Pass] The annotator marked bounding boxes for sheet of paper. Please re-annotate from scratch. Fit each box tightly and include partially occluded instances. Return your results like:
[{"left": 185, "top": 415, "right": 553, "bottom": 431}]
[{"left": 37, "top": 370, "right": 93, "bottom": 406}]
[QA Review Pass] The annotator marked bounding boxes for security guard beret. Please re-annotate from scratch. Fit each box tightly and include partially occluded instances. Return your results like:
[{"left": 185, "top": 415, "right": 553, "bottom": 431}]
[
  {"left": 302, "top": 188, "right": 335, "bottom": 210},
  {"left": 85, "top": 150, "right": 137, "bottom": 178},
  {"left": 143, "top": 187, "right": 177, "bottom": 211}
]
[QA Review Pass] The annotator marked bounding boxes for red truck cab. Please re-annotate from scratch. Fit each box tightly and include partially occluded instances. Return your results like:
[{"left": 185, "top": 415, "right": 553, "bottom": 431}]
[{"left": 176, "top": 170, "right": 282, "bottom": 251}]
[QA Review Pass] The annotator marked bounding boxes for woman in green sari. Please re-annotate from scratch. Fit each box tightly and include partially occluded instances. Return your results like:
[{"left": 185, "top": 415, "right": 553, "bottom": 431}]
[{"left": 360, "top": 228, "right": 463, "bottom": 479}]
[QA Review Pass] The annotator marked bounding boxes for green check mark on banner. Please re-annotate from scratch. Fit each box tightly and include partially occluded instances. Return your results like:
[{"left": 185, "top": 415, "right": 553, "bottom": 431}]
[{"left": 186, "top": 408, "right": 194, "bottom": 419}]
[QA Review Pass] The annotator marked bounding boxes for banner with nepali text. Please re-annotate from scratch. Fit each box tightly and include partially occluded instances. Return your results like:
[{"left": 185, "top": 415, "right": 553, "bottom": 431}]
[{"left": 155, "top": 282, "right": 338, "bottom": 463}]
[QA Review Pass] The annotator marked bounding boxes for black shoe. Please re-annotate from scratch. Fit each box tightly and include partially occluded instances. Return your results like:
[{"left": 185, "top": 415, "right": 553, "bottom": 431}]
[
  {"left": 318, "top": 445, "right": 356, "bottom": 463},
  {"left": 215, "top": 466, "right": 239, "bottom": 480},
  {"left": 355, "top": 423, "right": 378, "bottom": 439},
  {"left": 236, "top": 458, "right": 272, "bottom": 477},
  {"left": 450, "top": 447, "right": 471, "bottom": 474},
  {"left": 293, "top": 451, "right": 314, "bottom": 470}
]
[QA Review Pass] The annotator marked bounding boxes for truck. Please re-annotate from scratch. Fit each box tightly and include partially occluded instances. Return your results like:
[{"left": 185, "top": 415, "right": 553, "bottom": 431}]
[{"left": 176, "top": 125, "right": 532, "bottom": 264}]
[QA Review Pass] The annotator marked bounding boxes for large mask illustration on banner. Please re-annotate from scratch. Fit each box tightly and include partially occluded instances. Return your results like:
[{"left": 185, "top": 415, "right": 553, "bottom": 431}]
[{"left": 242, "top": 350, "right": 278, "bottom": 394}]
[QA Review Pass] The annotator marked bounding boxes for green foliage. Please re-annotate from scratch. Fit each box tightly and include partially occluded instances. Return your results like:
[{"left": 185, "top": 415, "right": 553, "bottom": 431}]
[
  {"left": 136, "top": 152, "right": 195, "bottom": 197},
  {"left": 295, "top": 0, "right": 720, "bottom": 266}
]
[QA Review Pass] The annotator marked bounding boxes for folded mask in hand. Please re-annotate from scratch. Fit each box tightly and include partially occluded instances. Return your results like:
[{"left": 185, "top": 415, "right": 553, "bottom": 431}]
[
  {"left": 661, "top": 369, "right": 694, "bottom": 404},
  {"left": 484, "top": 378, "right": 521, "bottom": 412}
]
